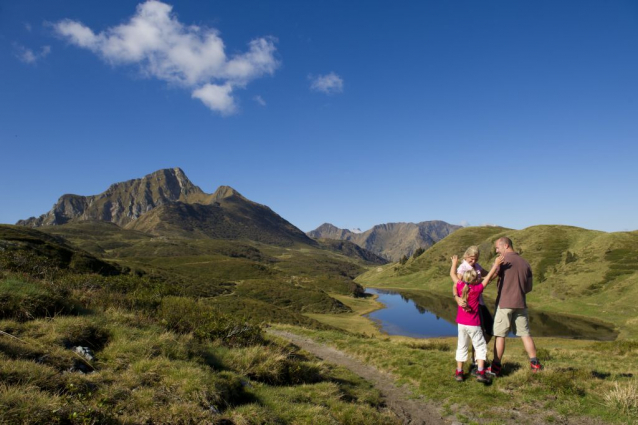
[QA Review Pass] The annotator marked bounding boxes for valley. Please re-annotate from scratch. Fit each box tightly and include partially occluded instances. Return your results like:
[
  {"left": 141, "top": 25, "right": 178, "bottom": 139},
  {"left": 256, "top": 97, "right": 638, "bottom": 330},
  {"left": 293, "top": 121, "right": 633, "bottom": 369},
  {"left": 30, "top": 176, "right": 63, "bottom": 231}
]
[{"left": 1, "top": 169, "right": 636, "bottom": 424}]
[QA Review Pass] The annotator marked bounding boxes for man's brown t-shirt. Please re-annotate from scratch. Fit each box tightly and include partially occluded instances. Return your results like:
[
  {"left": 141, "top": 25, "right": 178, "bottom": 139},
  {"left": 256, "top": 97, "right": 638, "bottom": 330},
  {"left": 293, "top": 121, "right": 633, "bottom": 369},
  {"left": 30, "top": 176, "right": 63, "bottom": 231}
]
[{"left": 495, "top": 252, "right": 533, "bottom": 309}]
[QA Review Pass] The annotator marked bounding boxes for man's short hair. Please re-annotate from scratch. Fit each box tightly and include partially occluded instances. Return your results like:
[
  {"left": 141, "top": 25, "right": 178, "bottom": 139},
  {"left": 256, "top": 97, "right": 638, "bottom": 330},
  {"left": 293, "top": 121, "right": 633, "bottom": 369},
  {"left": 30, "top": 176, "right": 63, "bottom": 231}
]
[{"left": 497, "top": 237, "right": 514, "bottom": 249}]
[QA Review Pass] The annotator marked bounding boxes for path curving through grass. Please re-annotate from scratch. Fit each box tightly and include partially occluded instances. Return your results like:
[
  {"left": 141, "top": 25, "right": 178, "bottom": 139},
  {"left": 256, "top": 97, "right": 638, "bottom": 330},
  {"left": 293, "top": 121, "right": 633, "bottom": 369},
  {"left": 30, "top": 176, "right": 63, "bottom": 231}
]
[{"left": 268, "top": 329, "right": 448, "bottom": 425}]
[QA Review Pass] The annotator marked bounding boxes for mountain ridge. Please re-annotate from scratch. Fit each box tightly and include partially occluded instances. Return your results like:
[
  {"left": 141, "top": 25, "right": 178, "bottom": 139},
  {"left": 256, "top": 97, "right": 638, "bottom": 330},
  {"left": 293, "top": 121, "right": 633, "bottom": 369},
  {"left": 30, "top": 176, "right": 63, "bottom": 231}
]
[
  {"left": 17, "top": 168, "right": 316, "bottom": 247},
  {"left": 18, "top": 168, "right": 209, "bottom": 228},
  {"left": 308, "top": 221, "right": 462, "bottom": 261}
]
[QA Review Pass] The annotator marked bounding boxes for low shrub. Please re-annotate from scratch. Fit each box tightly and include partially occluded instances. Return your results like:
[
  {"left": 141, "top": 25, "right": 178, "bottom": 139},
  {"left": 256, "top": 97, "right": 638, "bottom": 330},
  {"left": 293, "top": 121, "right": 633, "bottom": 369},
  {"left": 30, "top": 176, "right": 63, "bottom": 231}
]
[
  {"left": 220, "top": 345, "right": 324, "bottom": 385},
  {"left": 603, "top": 380, "right": 638, "bottom": 417},
  {"left": 0, "top": 278, "right": 78, "bottom": 321},
  {"left": 591, "top": 340, "right": 638, "bottom": 356},
  {"left": 57, "top": 318, "right": 111, "bottom": 351},
  {"left": 158, "top": 296, "right": 263, "bottom": 346}
]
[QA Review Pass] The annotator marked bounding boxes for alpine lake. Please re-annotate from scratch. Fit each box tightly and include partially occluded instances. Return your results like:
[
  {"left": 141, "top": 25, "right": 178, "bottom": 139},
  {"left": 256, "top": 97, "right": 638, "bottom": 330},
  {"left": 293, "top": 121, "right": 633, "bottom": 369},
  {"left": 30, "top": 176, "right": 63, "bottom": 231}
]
[{"left": 365, "top": 288, "right": 618, "bottom": 341}]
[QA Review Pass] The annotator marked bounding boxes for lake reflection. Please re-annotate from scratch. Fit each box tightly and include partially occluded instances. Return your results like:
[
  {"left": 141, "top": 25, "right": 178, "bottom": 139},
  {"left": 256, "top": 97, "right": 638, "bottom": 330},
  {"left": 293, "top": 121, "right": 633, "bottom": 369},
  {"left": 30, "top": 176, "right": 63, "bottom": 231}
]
[{"left": 365, "top": 288, "right": 618, "bottom": 341}]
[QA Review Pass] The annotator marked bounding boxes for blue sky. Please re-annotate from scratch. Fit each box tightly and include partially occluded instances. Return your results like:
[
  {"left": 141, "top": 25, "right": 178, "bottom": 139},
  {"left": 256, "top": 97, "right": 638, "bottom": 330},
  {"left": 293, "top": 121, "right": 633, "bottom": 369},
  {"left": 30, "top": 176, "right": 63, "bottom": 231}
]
[{"left": 1, "top": 0, "right": 637, "bottom": 232}]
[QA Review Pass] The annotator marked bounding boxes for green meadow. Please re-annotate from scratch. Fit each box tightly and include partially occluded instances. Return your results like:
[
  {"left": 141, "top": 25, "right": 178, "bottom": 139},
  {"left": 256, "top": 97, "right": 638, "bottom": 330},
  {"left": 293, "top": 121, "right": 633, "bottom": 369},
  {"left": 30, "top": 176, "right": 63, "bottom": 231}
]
[
  {"left": 0, "top": 224, "right": 399, "bottom": 424},
  {"left": 1, "top": 223, "right": 637, "bottom": 424},
  {"left": 357, "top": 225, "right": 638, "bottom": 339}
]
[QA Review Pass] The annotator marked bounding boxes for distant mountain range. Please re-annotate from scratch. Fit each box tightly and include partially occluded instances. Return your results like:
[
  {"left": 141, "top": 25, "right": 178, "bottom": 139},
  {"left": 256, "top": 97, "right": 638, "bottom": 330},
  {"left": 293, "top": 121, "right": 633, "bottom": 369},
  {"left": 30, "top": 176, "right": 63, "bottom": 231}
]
[
  {"left": 16, "top": 168, "right": 386, "bottom": 264},
  {"left": 308, "top": 221, "right": 462, "bottom": 262},
  {"left": 17, "top": 168, "right": 315, "bottom": 247}
]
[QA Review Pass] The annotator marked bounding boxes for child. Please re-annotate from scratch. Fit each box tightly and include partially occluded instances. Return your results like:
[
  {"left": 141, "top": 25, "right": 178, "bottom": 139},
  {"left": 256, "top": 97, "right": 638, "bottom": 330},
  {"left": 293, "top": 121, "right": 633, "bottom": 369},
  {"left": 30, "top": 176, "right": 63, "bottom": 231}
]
[
  {"left": 450, "top": 254, "right": 503, "bottom": 383},
  {"left": 453, "top": 246, "right": 495, "bottom": 367}
]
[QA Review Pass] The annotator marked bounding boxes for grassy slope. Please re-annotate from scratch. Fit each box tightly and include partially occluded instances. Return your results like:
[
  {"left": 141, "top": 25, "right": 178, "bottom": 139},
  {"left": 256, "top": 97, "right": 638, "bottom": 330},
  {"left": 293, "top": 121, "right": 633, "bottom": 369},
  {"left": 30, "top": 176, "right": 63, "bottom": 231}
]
[
  {"left": 274, "top": 324, "right": 638, "bottom": 425},
  {"left": 40, "top": 222, "right": 371, "bottom": 324},
  {"left": 0, "top": 282, "right": 399, "bottom": 424},
  {"left": 0, "top": 225, "right": 400, "bottom": 424},
  {"left": 9, "top": 223, "right": 637, "bottom": 423},
  {"left": 357, "top": 225, "right": 638, "bottom": 338}
]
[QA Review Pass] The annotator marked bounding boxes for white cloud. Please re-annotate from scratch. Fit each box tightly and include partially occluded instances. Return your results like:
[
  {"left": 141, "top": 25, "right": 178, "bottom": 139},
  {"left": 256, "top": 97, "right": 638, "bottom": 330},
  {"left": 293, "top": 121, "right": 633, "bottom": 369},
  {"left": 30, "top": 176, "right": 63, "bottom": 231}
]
[
  {"left": 24, "top": 23, "right": 32, "bottom": 32},
  {"left": 253, "top": 95, "right": 266, "bottom": 106},
  {"left": 14, "top": 44, "right": 51, "bottom": 64},
  {"left": 460, "top": 220, "right": 470, "bottom": 227},
  {"left": 309, "top": 72, "right": 343, "bottom": 94},
  {"left": 53, "top": 1, "right": 279, "bottom": 114},
  {"left": 192, "top": 83, "right": 236, "bottom": 115}
]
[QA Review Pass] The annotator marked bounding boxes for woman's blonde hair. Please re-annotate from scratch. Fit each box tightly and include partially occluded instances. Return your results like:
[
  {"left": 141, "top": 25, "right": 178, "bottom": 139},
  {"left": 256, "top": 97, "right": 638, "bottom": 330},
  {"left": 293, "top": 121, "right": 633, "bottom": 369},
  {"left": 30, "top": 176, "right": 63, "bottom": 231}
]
[
  {"left": 463, "top": 245, "right": 480, "bottom": 259},
  {"left": 460, "top": 269, "right": 478, "bottom": 303}
]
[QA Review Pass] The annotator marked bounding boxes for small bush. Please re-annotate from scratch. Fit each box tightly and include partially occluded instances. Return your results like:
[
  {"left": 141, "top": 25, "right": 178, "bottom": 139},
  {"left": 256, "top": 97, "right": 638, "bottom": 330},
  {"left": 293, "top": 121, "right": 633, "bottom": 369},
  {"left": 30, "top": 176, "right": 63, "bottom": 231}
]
[
  {"left": 57, "top": 319, "right": 111, "bottom": 351},
  {"left": 158, "top": 296, "right": 263, "bottom": 346},
  {"left": 0, "top": 250, "right": 60, "bottom": 280},
  {"left": 534, "top": 368, "right": 587, "bottom": 396},
  {"left": 604, "top": 381, "right": 638, "bottom": 417},
  {"left": 0, "top": 279, "right": 78, "bottom": 321},
  {"left": 221, "top": 345, "right": 324, "bottom": 385},
  {"left": 591, "top": 340, "right": 638, "bottom": 356}
]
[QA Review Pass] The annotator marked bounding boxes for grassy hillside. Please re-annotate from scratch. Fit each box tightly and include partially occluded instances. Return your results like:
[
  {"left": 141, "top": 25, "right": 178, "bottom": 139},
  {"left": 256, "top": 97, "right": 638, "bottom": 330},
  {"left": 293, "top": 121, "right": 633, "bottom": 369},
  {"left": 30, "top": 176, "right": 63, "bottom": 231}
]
[
  {"left": 39, "top": 222, "right": 374, "bottom": 323},
  {"left": 276, "top": 324, "right": 638, "bottom": 424},
  {"left": 0, "top": 225, "right": 121, "bottom": 277},
  {"left": 0, "top": 227, "right": 399, "bottom": 424},
  {"left": 357, "top": 225, "right": 638, "bottom": 338}
]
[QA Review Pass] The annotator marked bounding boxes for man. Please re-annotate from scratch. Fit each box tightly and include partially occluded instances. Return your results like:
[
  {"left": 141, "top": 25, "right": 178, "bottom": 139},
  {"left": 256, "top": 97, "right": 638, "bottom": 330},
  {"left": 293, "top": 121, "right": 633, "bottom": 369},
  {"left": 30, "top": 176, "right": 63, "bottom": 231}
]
[{"left": 486, "top": 237, "right": 543, "bottom": 377}]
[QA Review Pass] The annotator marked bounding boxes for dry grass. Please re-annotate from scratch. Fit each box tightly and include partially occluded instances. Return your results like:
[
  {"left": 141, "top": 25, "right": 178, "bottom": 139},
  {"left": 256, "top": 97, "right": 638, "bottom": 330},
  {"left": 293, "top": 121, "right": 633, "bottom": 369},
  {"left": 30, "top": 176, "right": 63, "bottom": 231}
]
[{"left": 604, "top": 380, "right": 638, "bottom": 416}]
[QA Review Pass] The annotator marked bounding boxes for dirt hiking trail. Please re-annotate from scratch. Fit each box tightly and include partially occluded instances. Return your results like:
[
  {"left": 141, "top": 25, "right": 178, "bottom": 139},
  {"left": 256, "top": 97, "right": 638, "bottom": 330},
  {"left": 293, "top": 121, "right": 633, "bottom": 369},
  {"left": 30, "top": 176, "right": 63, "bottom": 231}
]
[
  {"left": 268, "top": 330, "right": 607, "bottom": 425},
  {"left": 268, "top": 329, "right": 448, "bottom": 425}
]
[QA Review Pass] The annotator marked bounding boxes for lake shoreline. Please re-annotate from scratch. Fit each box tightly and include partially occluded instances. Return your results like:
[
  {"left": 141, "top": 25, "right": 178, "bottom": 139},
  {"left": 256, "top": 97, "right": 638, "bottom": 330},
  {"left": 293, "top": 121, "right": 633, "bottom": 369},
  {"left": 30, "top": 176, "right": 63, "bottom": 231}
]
[{"left": 363, "top": 286, "right": 619, "bottom": 341}]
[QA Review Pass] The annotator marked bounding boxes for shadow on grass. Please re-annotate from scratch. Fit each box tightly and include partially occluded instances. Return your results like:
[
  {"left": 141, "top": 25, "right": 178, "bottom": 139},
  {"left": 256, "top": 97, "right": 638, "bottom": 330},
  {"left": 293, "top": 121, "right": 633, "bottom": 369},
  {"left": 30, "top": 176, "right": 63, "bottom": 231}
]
[
  {"left": 591, "top": 370, "right": 611, "bottom": 380},
  {"left": 500, "top": 362, "right": 522, "bottom": 377}
]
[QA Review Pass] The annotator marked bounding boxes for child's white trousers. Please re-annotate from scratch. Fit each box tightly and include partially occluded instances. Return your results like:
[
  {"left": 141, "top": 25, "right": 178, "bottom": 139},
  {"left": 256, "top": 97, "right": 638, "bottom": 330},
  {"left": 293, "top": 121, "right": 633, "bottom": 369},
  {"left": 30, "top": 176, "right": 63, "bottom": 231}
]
[{"left": 456, "top": 324, "right": 487, "bottom": 362}]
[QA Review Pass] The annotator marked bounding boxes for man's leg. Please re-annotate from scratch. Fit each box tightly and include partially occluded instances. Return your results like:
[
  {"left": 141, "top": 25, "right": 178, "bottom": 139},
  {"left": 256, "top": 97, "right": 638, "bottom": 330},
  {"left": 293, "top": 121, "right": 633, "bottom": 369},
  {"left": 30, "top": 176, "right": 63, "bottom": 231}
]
[
  {"left": 521, "top": 335, "right": 537, "bottom": 359},
  {"left": 514, "top": 309, "right": 543, "bottom": 371},
  {"left": 493, "top": 336, "right": 506, "bottom": 364}
]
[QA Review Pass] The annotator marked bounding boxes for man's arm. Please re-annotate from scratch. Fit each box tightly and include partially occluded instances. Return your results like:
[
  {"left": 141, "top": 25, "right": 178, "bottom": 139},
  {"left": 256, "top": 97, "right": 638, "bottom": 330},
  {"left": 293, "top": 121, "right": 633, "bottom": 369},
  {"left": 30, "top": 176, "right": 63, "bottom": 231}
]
[
  {"left": 482, "top": 255, "right": 504, "bottom": 288},
  {"left": 525, "top": 268, "right": 533, "bottom": 293}
]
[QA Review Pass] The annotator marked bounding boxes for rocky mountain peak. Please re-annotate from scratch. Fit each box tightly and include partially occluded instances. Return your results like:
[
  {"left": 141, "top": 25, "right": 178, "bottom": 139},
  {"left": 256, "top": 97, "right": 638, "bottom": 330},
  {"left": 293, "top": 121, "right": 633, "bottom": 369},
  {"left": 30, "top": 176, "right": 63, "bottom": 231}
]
[
  {"left": 18, "top": 168, "right": 207, "bottom": 228},
  {"left": 307, "top": 221, "right": 462, "bottom": 261},
  {"left": 210, "top": 185, "right": 245, "bottom": 202}
]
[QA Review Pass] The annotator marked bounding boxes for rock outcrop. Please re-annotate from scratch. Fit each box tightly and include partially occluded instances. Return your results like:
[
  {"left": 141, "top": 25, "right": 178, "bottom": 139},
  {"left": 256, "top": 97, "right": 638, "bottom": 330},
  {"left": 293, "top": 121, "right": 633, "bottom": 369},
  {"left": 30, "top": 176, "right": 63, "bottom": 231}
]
[
  {"left": 18, "top": 168, "right": 315, "bottom": 247},
  {"left": 18, "top": 168, "right": 208, "bottom": 228}
]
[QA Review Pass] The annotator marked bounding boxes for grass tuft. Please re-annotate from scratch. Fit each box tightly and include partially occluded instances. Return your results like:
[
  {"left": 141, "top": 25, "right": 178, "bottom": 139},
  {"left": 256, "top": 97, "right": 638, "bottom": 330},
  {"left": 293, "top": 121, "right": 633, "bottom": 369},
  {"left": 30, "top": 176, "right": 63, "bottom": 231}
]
[
  {"left": 402, "top": 340, "right": 451, "bottom": 352},
  {"left": 0, "top": 278, "right": 78, "bottom": 321},
  {"left": 603, "top": 380, "right": 638, "bottom": 417}
]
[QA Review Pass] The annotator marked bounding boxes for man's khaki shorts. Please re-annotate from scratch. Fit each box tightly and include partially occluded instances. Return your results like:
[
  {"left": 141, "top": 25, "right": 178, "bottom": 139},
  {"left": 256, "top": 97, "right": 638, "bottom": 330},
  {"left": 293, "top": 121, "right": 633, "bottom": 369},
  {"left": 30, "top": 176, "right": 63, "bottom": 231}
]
[{"left": 493, "top": 307, "right": 531, "bottom": 337}]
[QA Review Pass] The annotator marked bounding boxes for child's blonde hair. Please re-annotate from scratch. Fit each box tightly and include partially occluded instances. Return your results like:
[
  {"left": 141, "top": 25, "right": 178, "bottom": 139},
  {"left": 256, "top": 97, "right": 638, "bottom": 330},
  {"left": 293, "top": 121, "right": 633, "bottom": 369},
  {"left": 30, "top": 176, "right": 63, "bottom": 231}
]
[
  {"left": 463, "top": 245, "right": 480, "bottom": 259},
  {"left": 460, "top": 269, "right": 478, "bottom": 304}
]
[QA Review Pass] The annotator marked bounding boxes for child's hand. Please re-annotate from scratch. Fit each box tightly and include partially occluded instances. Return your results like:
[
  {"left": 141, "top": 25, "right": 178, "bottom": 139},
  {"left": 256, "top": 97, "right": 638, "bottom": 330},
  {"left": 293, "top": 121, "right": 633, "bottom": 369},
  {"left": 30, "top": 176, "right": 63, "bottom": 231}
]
[
  {"left": 455, "top": 296, "right": 467, "bottom": 309},
  {"left": 451, "top": 255, "right": 458, "bottom": 265},
  {"left": 494, "top": 255, "right": 505, "bottom": 266}
]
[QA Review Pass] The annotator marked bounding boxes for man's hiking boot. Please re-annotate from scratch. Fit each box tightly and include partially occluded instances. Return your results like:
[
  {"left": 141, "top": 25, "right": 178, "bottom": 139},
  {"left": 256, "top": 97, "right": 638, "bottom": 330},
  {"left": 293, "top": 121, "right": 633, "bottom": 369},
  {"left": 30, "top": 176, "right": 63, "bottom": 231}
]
[
  {"left": 475, "top": 370, "right": 491, "bottom": 383},
  {"left": 486, "top": 362, "right": 501, "bottom": 377},
  {"left": 530, "top": 360, "right": 544, "bottom": 372},
  {"left": 455, "top": 370, "right": 464, "bottom": 382},
  {"left": 469, "top": 363, "right": 478, "bottom": 376}
]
